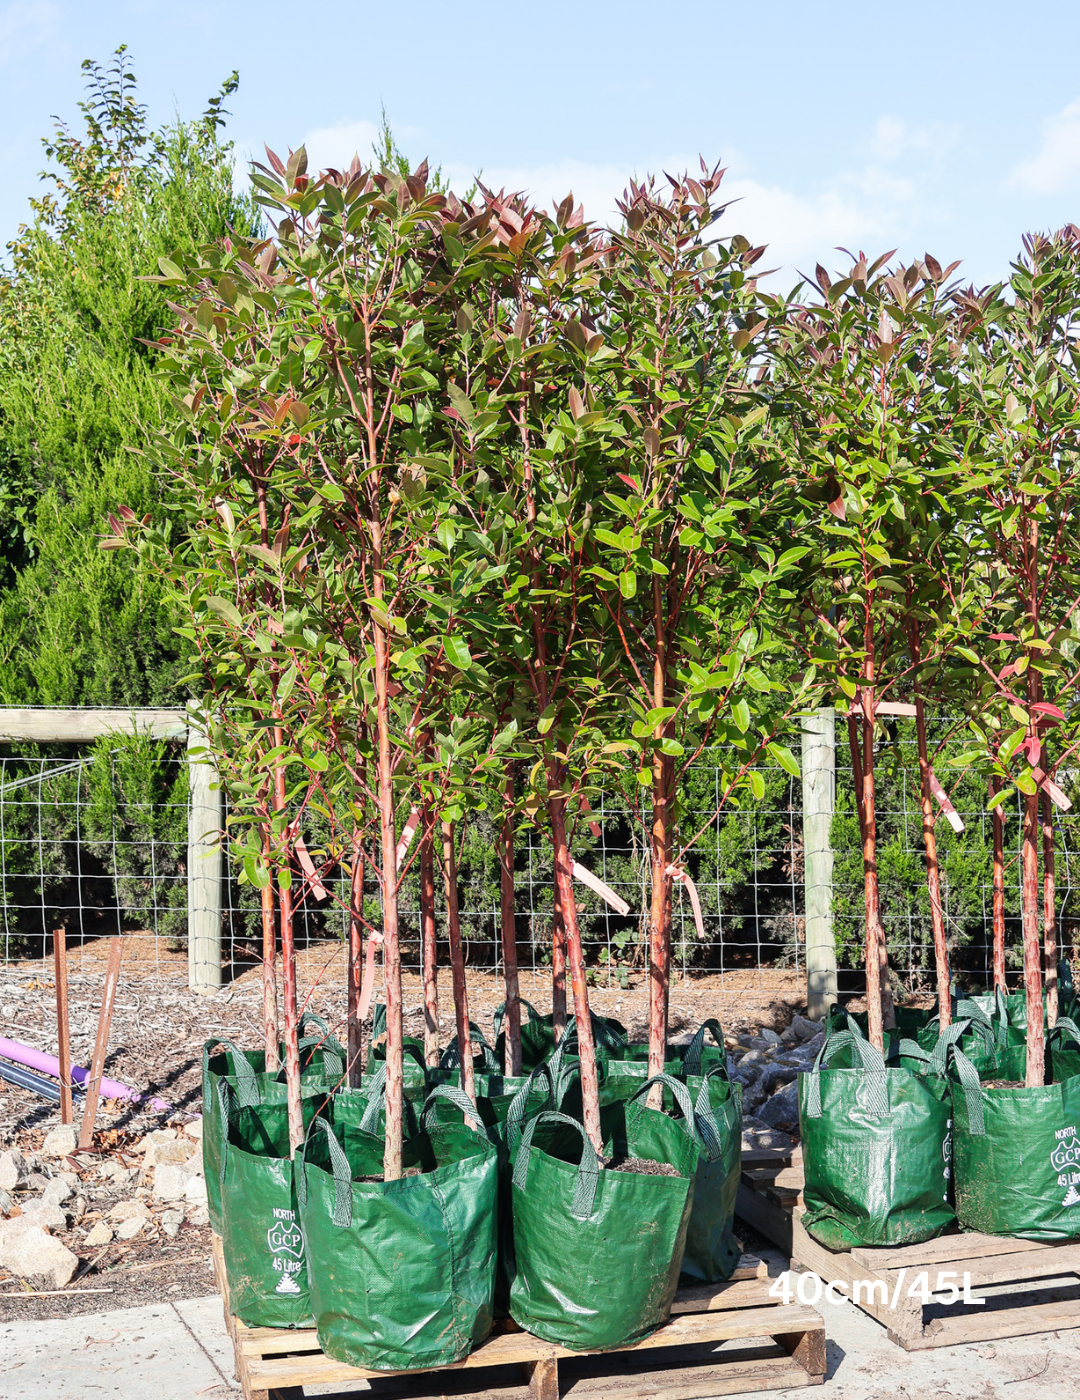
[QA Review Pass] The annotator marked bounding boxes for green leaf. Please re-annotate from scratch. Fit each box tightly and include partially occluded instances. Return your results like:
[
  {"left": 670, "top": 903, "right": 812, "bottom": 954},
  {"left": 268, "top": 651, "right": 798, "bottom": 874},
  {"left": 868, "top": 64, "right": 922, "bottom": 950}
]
[
  {"left": 205, "top": 596, "right": 243, "bottom": 629},
  {"left": 768, "top": 743, "right": 801, "bottom": 778},
  {"left": 619, "top": 569, "right": 637, "bottom": 599},
  {"left": 748, "top": 770, "right": 766, "bottom": 800},
  {"left": 731, "top": 698, "right": 751, "bottom": 733},
  {"left": 636, "top": 768, "right": 653, "bottom": 787},
  {"left": 244, "top": 854, "right": 271, "bottom": 890},
  {"left": 444, "top": 636, "right": 472, "bottom": 670}
]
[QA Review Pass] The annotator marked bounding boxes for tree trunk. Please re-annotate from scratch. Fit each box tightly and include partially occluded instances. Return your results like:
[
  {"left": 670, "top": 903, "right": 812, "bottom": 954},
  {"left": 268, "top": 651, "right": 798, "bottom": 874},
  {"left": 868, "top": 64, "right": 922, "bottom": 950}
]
[
  {"left": 647, "top": 571, "right": 674, "bottom": 1105},
  {"left": 1022, "top": 790, "right": 1045, "bottom": 1086},
  {"left": 860, "top": 695, "right": 886, "bottom": 1051},
  {"left": 420, "top": 803, "right": 440, "bottom": 1067},
  {"left": 346, "top": 840, "right": 365, "bottom": 1088},
  {"left": 991, "top": 777, "right": 1006, "bottom": 990},
  {"left": 548, "top": 789, "right": 602, "bottom": 1154},
  {"left": 911, "top": 675, "right": 950, "bottom": 1026},
  {"left": 499, "top": 775, "right": 522, "bottom": 1077},
  {"left": 441, "top": 820, "right": 476, "bottom": 1104},
  {"left": 552, "top": 881, "right": 567, "bottom": 1040},
  {"left": 372, "top": 612, "right": 404, "bottom": 1180},
  {"left": 271, "top": 737, "right": 303, "bottom": 1154},
  {"left": 1042, "top": 790, "right": 1058, "bottom": 1030},
  {"left": 260, "top": 828, "right": 280, "bottom": 1072}
]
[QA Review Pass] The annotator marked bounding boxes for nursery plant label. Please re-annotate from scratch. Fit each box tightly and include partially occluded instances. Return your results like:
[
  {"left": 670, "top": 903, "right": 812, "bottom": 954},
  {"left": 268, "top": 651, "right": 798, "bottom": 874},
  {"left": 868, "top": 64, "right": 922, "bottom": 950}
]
[{"left": 268, "top": 1206, "right": 306, "bottom": 1295}]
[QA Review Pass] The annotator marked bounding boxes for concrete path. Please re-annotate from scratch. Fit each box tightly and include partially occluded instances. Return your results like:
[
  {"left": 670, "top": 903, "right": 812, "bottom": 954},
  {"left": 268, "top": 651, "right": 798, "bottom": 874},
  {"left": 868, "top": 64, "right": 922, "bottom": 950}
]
[{"left": 3, "top": 1284, "right": 1080, "bottom": 1399}]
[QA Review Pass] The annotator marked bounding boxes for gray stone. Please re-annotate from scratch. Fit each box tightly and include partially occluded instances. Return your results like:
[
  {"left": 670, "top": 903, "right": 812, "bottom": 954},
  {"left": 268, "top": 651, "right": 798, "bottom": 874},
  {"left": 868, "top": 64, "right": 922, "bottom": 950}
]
[
  {"left": 108, "top": 1197, "right": 150, "bottom": 1223},
  {"left": 25, "top": 1172, "right": 51, "bottom": 1191},
  {"left": 41, "top": 1125, "right": 78, "bottom": 1159},
  {"left": 0, "top": 1148, "right": 26, "bottom": 1192},
  {"left": 183, "top": 1116, "right": 204, "bottom": 1141},
  {"left": 153, "top": 1162, "right": 192, "bottom": 1202},
  {"left": 758, "top": 1063, "right": 798, "bottom": 1095},
  {"left": 144, "top": 1138, "right": 193, "bottom": 1169},
  {"left": 758, "top": 1028, "right": 783, "bottom": 1045},
  {"left": 84, "top": 1219, "right": 113, "bottom": 1247},
  {"left": 756, "top": 1079, "right": 800, "bottom": 1132},
  {"left": 186, "top": 1205, "right": 210, "bottom": 1227},
  {"left": 17, "top": 1199, "right": 68, "bottom": 1230},
  {"left": 790, "top": 1014, "right": 822, "bottom": 1042},
  {"left": 0, "top": 1218, "right": 79, "bottom": 1289},
  {"left": 116, "top": 1215, "right": 146, "bottom": 1240},
  {"left": 0, "top": 1187, "right": 12, "bottom": 1214},
  {"left": 41, "top": 1178, "right": 73, "bottom": 1207},
  {"left": 161, "top": 1208, "right": 184, "bottom": 1238}
]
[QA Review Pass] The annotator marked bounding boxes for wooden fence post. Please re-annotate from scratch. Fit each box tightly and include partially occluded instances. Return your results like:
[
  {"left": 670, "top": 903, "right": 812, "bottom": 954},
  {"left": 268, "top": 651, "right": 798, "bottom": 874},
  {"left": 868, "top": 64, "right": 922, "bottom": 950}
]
[
  {"left": 187, "top": 703, "right": 222, "bottom": 993},
  {"left": 802, "top": 708, "right": 838, "bottom": 1020}
]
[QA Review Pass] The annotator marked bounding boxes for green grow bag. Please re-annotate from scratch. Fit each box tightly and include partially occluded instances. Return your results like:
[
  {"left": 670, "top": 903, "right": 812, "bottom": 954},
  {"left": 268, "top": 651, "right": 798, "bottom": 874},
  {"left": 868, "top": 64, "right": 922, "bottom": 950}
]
[
  {"left": 297, "top": 1083, "right": 498, "bottom": 1372},
  {"left": 950, "top": 1045, "right": 1080, "bottom": 1239},
  {"left": 799, "top": 1029, "right": 955, "bottom": 1250},
  {"left": 509, "top": 1086, "right": 699, "bottom": 1351},
  {"left": 679, "top": 1063, "right": 743, "bottom": 1283},
  {"left": 218, "top": 1089, "right": 331, "bottom": 1328},
  {"left": 202, "top": 1025, "right": 343, "bottom": 1233},
  {"left": 493, "top": 1001, "right": 627, "bottom": 1074},
  {"left": 1048, "top": 1018, "right": 1080, "bottom": 1085}
]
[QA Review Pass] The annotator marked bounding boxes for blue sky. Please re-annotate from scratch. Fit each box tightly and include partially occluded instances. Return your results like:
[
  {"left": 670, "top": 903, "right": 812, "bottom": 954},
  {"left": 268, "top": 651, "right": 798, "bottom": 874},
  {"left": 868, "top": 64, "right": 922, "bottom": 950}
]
[{"left": 3, "top": 1, "right": 1080, "bottom": 285}]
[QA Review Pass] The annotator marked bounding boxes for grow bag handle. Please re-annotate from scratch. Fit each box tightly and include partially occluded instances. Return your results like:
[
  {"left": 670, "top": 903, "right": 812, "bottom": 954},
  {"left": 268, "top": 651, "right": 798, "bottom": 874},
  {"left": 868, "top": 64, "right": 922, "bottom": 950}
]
[
  {"left": 513, "top": 1109, "right": 601, "bottom": 1221},
  {"left": 683, "top": 1019, "right": 727, "bottom": 1078},
  {"left": 505, "top": 1053, "right": 579, "bottom": 1153},
  {"left": 420, "top": 1083, "right": 492, "bottom": 1139},
  {"left": 948, "top": 1045, "right": 986, "bottom": 1137},
  {"left": 493, "top": 998, "right": 542, "bottom": 1041},
  {"left": 805, "top": 1029, "right": 889, "bottom": 1119},
  {"left": 1048, "top": 1016, "right": 1080, "bottom": 1046},
  {"left": 563, "top": 1012, "right": 626, "bottom": 1053},
  {"left": 909, "top": 1018, "right": 974, "bottom": 1078},
  {"left": 296, "top": 1115, "right": 353, "bottom": 1227},
  {"left": 438, "top": 1024, "right": 501, "bottom": 1074},
  {"left": 691, "top": 1062, "right": 740, "bottom": 1162},
  {"left": 628, "top": 1072, "right": 715, "bottom": 1158},
  {"left": 202, "top": 1038, "right": 261, "bottom": 1109},
  {"left": 295, "top": 1033, "right": 346, "bottom": 1084}
]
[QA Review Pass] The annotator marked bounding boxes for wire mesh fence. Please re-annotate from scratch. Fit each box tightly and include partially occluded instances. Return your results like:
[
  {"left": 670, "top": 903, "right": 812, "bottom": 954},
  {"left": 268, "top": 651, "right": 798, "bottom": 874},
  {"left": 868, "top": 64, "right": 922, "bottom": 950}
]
[{"left": 1, "top": 716, "right": 1077, "bottom": 999}]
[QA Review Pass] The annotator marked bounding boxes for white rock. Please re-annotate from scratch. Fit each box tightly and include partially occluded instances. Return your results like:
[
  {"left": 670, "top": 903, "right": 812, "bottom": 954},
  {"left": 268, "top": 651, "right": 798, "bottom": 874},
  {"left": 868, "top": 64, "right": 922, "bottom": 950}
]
[
  {"left": 145, "top": 1138, "right": 194, "bottom": 1169},
  {"left": 41, "top": 1178, "right": 73, "bottom": 1207},
  {"left": 184, "top": 1172, "right": 208, "bottom": 1205},
  {"left": 108, "top": 1198, "right": 150, "bottom": 1223},
  {"left": 84, "top": 1220, "right": 113, "bottom": 1247},
  {"left": 0, "top": 1149, "right": 26, "bottom": 1192},
  {"left": 0, "top": 1219, "right": 78, "bottom": 1289},
  {"left": 41, "top": 1125, "right": 78, "bottom": 1159},
  {"left": 17, "top": 1199, "right": 68, "bottom": 1230},
  {"left": 183, "top": 1117, "right": 204, "bottom": 1141},
  {"left": 186, "top": 1205, "right": 210, "bottom": 1227},
  {"left": 153, "top": 1163, "right": 192, "bottom": 1202},
  {"left": 116, "top": 1215, "right": 145, "bottom": 1241},
  {"left": 0, "top": 1188, "right": 12, "bottom": 1214}
]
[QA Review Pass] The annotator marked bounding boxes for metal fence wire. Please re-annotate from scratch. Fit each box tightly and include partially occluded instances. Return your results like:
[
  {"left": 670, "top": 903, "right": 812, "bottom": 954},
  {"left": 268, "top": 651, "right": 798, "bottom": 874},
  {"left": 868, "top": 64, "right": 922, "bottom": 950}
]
[{"left": 0, "top": 719, "right": 1077, "bottom": 997}]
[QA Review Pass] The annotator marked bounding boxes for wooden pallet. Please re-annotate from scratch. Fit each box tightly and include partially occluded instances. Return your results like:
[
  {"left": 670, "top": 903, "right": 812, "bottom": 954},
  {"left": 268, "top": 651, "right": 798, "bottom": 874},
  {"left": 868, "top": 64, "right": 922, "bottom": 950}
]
[
  {"left": 212, "top": 1233, "right": 825, "bottom": 1400},
  {"left": 792, "top": 1208, "right": 1080, "bottom": 1350},
  {"left": 735, "top": 1147, "right": 804, "bottom": 1254}
]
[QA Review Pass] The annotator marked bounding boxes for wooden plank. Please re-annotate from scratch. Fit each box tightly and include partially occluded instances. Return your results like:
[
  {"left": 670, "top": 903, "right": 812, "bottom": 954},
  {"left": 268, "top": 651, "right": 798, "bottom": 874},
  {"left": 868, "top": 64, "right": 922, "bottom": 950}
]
[
  {"left": 561, "top": 1353, "right": 821, "bottom": 1397},
  {"left": 898, "top": 1245, "right": 1080, "bottom": 1291},
  {"left": 736, "top": 1181, "right": 793, "bottom": 1253},
  {"left": 0, "top": 707, "right": 187, "bottom": 743},
  {"left": 187, "top": 703, "right": 222, "bottom": 994},
  {"left": 851, "top": 1231, "right": 1054, "bottom": 1271},
  {"left": 916, "top": 1292, "right": 1080, "bottom": 1349},
  {"left": 526, "top": 1357, "right": 559, "bottom": 1400},
  {"left": 670, "top": 1278, "right": 776, "bottom": 1312},
  {"left": 791, "top": 1212, "right": 906, "bottom": 1335},
  {"left": 245, "top": 1308, "right": 824, "bottom": 1389}
]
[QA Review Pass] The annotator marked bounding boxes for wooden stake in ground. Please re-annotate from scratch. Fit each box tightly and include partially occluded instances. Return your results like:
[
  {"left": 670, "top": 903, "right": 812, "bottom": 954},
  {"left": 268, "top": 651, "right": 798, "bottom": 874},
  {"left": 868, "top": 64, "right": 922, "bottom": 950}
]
[
  {"left": 499, "top": 774, "right": 522, "bottom": 1077},
  {"left": 52, "top": 927, "right": 73, "bottom": 1126},
  {"left": 1022, "top": 786, "right": 1045, "bottom": 1086},
  {"left": 441, "top": 820, "right": 476, "bottom": 1104},
  {"left": 420, "top": 804, "right": 440, "bottom": 1067},
  {"left": 1042, "top": 790, "right": 1058, "bottom": 1029},
  {"left": 990, "top": 777, "right": 1007, "bottom": 990},
  {"left": 78, "top": 936, "right": 123, "bottom": 1150}
]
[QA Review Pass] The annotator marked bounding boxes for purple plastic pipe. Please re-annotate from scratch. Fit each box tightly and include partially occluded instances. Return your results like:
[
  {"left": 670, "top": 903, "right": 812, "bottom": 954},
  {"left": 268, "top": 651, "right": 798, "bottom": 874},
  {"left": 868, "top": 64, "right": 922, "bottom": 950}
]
[{"left": 0, "top": 1036, "right": 171, "bottom": 1113}]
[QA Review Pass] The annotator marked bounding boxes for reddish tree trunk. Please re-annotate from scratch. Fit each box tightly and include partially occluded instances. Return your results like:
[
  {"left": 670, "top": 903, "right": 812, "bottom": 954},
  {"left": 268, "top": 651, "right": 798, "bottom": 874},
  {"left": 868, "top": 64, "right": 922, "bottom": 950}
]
[
  {"left": 1042, "top": 790, "right": 1058, "bottom": 1029},
  {"left": 260, "top": 829, "right": 280, "bottom": 1072},
  {"left": 499, "top": 776, "right": 522, "bottom": 1077},
  {"left": 552, "top": 882, "right": 567, "bottom": 1040},
  {"left": 442, "top": 820, "right": 476, "bottom": 1104},
  {"left": 271, "top": 734, "right": 303, "bottom": 1153},
  {"left": 1022, "top": 790, "right": 1045, "bottom": 1086},
  {"left": 420, "top": 803, "right": 440, "bottom": 1067},
  {"left": 548, "top": 789, "right": 602, "bottom": 1153},
  {"left": 912, "top": 683, "right": 950, "bottom": 1027},
  {"left": 859, "top": 692, "right": 887, "bottom": 1050},
  {"left": 346, "top": 841, "right": 365, "bottom": 1088},
  {"left": 991, "top": 777, "right": 1007, "bottom": 990},
  {"left": 647, "top": 569, "right": 674, "bottom": 1103}
]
